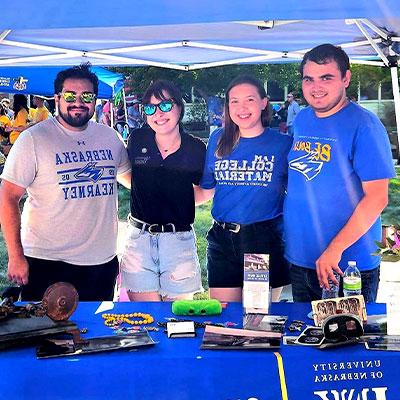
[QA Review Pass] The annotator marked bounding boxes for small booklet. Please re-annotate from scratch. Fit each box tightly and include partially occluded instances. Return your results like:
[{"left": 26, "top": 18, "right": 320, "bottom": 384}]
[
  {"left": 201, "top": 325, "right": 281, "bottom": 350},
  {"left": 243, "top": 253, "right": 270, "bottom": 315},
  {"left": 311, "top": 295, "right": 367, "bottom": 327}
]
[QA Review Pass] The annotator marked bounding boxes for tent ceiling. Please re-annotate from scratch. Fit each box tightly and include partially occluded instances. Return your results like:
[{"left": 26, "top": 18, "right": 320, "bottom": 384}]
[
  {"left": 1, "top": 0, "right": 399, "bottom": 30},
  {"left": 0, "top": 17, "right": 399, "bottom": 70}
]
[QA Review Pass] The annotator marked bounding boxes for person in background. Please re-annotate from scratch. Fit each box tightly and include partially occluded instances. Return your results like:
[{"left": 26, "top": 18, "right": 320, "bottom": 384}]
[
  {"left": 0, "top": 64, "right": 131, "bottom": 301},
  {"left": 286, "top": 92, "right": 300, "bottom": 135},
  {"left": 120, "top": 80, "right": 205, "bottom": 301},
  {"left": 284, "top": 43, "right": 395, "bottom": 302},
  {"left": 101, "top": 100, "right": 111, "bottom": 126},
  {"left": 31, "top": 95, "right": 50, "bottom": 123},
  {"left": 95, "top": 100, "right": 106, "bottom": 123},
  {"left": 0, "top": 103, "right": 11, "bottom": 142},
  {"left": 127, "top": 100, "right": 143, "bottom": 130},
  {"left": 1, "top": 98, "right": 14, "bottom": 119},
  {"left": 7, "top": 94, "right": 29, "bottom": 144},
  {"left": 196, "top": 75, "right": 292, "bottom": 303}
]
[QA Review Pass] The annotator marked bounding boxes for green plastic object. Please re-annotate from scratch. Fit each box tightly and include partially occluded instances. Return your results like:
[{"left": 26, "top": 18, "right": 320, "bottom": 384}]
[{"left": 172, "top": 299, "right": 222, "bottom": 316}]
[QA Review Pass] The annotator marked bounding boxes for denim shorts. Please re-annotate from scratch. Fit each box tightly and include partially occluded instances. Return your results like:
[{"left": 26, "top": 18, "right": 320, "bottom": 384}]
[
  {"left": 120, "top": 224, "right": 202, "bottom": 298},
  {"left": 206, "top": 215, "right": 291, "bottom": 289},
  {"left": 290, "top": 264, "right": 380, "bottom": 303}
]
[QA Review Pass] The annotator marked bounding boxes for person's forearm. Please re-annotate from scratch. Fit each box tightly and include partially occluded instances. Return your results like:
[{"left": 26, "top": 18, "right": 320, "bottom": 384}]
[
  {"left": 117, "top": 171, "right": 132, "bottom": 189},
  {"left": 0, "top": 196, "right": 24, "bottom": 258},
  {"left": 327, "top": 192, "right": 388, "bottom": 255},
  {"left": 194, "top": 186, "right": 215, "bottom": 205}
]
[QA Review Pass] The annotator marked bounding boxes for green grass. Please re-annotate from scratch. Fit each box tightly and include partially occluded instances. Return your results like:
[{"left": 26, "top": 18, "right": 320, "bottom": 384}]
[{"left": 1, "top": 170, "right": 400, "bottom": 293}]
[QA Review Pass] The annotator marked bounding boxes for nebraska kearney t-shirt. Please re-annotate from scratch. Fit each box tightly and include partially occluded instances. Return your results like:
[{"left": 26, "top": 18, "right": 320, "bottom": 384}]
[{"left": 1, "top": 118, "right": 130, "bottom": 265}]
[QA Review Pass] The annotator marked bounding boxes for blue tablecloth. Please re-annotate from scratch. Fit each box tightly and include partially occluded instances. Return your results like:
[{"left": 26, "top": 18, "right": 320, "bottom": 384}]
[{"left": 1, "top": 302, "right": 397, "bottom": 400}]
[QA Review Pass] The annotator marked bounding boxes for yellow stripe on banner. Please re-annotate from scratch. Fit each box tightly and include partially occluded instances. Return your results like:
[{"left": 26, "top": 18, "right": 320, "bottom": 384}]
[{"left": 274, "top": 352, "right": 288, "bottom": 400}]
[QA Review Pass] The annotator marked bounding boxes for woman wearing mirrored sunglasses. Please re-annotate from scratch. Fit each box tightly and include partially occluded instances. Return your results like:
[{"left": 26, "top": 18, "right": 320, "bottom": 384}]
[
  {"left": 195, "top": 75, "right": 293, "bottom": 303},
  {"left": 120, "top": 80, "right": 206, "bottom": 301}
]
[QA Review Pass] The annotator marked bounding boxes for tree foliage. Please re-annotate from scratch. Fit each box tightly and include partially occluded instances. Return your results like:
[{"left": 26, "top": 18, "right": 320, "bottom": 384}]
[{"left": 112, "top": 63, "right": 397, "bottom": 100}]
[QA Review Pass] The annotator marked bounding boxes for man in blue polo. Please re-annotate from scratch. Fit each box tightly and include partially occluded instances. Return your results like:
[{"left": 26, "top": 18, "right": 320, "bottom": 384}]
[{"left": 284, "top": 43, "right": 395, "bottom": 302}]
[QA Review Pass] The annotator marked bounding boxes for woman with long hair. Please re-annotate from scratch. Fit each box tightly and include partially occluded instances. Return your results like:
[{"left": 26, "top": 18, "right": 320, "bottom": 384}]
[
  {"left": 120, "top": 80, "right": 206, "bottom": 301},
  {"left": 196, "top": 75, "right": 292, "bottom": 302},
  {"left": 8, "top": 94, "right": 29, "bottom": 144}
]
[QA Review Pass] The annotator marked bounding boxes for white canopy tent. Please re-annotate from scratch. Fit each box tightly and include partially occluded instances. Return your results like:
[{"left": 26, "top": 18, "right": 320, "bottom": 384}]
[{"left": 0, "top": 0, "right": 399, "bottom": 136}]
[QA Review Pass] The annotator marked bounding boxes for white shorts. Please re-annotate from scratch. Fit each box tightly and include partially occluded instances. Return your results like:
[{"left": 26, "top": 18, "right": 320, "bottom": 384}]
[{"left": 120, "top": 224, "right": 202, "bottom": 298}]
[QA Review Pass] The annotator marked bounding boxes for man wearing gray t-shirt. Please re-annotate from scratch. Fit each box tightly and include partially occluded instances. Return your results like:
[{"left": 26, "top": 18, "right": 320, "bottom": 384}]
[{"left": 0, "top": 64, "right": 131, "bottom": 301}]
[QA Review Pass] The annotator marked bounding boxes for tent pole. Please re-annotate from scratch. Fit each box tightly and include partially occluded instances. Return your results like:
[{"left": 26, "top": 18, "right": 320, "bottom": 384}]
[
  {"left": 122, "top": 88, "right": 128, "bottom": 124},
  {"left": 390, "top": 65, "right": 400, "bottom": 157}
]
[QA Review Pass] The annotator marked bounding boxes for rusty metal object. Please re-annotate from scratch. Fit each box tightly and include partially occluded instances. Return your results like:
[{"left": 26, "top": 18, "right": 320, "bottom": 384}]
[{"left": 42, "top": 282, "right": 79, "bottom": 321}]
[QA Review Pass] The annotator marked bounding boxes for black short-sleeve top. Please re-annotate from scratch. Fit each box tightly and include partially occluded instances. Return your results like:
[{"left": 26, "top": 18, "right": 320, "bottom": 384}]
[{"left": 127, "top": 127, "right": 206, "bottom": 225}]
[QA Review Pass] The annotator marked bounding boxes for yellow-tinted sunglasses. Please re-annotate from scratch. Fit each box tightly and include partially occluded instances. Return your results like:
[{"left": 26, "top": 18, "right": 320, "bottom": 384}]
[{"left": 60, "top": 91, "right": 96, "bottom": 104}]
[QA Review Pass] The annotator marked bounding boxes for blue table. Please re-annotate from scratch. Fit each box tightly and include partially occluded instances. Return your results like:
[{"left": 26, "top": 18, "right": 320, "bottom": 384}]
[{"left": 1, "top": 302, "right": 397, "bottom": 400}]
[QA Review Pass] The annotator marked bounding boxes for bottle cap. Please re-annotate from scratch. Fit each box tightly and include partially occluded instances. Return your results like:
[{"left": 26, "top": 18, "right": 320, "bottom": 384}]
[{"left": 348, "top": 261, "right": 357, "bottom": 266}]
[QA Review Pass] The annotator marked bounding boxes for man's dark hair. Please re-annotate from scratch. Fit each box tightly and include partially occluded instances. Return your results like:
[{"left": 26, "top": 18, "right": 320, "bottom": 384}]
[
  {"left": 299, "top": 44, "right": 350, "bottom": 78},
  {"left": 54, "top": 63, "right": 99, "bottom": 95}
]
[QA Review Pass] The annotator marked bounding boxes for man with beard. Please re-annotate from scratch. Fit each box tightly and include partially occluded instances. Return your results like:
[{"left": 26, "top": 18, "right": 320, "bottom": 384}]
[{"left": 0, "top": 64, "right": 131, "bottom": 301}]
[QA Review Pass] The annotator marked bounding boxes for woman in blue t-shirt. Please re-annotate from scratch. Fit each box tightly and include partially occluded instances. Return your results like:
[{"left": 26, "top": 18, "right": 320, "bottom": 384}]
[{"left": 196, "top": 75, "right": 293, "bottom": 302}]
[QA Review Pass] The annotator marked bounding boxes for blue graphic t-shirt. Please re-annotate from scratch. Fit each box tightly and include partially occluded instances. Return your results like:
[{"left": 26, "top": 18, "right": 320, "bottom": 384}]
[
  {"left": 284, "top": 102, "right": 395, "bottom": 271},
  {"left": 200, "top": 128, "right": 293, "bottom": 224}
]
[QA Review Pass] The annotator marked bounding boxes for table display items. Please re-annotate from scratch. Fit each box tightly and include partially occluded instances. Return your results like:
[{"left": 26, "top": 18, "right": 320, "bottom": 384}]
[
  {"left": 242, "top": 253, "right": 271, "bottom": 334},
  {"left": 343, "top": 261, "right": 362, "bottom": 296},
  {"left": 293, "top": 314, "right": 364, "bottom": 349},
  {"left": 242, "top": 254, "right": 270, "bottom": 314},
  {"left": 172, "top": 299, "right": 222, "bottom": 316},
  {"left": 243, "top": 314, "right": 287, "bottom": 333},
  {"left": 102, "top": 312, "right": 154, "bottom": 327},
  {"left": 365, "top": 335, "right": 400, "bottom": 351},
  {"left": 311, "top": 295, "right": 367, "bottom": 327},
  {"left": 0, "top": 281, "right": 158, "bottom": 358},
  {"left": 37, "top": 331, "right": 156, "bottom": 358},
  {"left": 0, "top": 282, "right": 79, "bottom": 349},
  {"left": 201, "top": 325, "right": 282, "bottom": 350},
  {"left": 166, "top": 321, "right": 196, "bottom": 338}
]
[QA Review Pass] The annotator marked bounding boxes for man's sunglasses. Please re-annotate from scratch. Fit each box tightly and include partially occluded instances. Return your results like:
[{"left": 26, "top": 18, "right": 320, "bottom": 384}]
[
  {"left": 143, "top": 100, "right": 174, "bottom": 116},
  {"left": 60, "top": 91, "right": 96, "bottom": 104}
]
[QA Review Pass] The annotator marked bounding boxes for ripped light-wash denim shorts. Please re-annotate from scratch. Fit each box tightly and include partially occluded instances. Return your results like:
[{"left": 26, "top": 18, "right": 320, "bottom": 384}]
[{"left": 120, "top": 224, "right": 202, "bottom": 298}]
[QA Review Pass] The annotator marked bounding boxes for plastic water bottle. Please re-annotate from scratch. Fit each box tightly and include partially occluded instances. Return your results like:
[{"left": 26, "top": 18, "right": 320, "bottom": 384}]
[
  {"left": 321, "top": 270, "right": 340, "bottom": 299},
  {"left": 343, "top": 261, "right": 362, "bottom": 297}
]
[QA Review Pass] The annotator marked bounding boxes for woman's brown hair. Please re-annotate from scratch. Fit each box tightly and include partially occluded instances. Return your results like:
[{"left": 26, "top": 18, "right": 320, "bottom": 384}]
[{"left": 216, "top": 75, "right": 270, "bottom": 158}]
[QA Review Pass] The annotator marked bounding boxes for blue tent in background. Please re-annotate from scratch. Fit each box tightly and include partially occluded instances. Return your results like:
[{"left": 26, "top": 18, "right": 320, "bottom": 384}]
[{"left": 0, "top": 66, "right": 123, "bottom": 99}]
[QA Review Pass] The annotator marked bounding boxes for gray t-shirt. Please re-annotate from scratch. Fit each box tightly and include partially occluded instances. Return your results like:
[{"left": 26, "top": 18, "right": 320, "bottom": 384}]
[{"left": 1, "top": 118, "right": 130, "bottom": 265}]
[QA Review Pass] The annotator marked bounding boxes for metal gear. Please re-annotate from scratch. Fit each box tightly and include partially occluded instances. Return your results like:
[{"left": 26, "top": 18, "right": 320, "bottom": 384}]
[{"left": 42, "top": 282, "right": 79, "bottom": 321}]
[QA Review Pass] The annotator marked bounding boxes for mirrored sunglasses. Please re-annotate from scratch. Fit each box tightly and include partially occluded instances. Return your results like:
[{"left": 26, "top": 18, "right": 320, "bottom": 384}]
[
  {"left": 143, "top": 100, "right": 174, "bottom": 116},
  {"left": 60, "top": 91, "right": 96, "bottom": 104}
]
